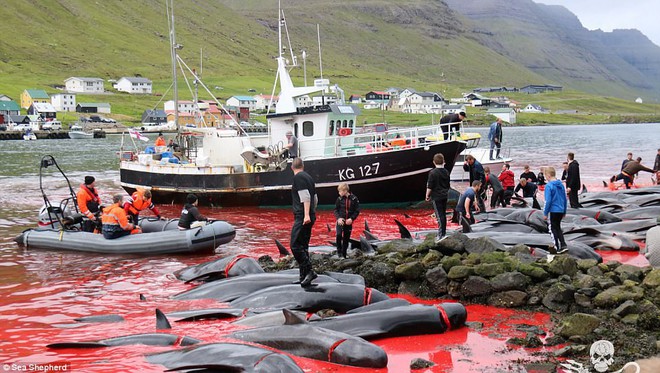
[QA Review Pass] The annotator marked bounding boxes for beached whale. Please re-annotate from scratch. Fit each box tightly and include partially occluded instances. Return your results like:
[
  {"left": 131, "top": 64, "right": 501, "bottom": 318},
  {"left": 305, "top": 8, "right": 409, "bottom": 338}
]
[
  {"left": 230, "top": 282, "right": 390, "bottom": 313},
  {"left": 146, "top": 342, "right": 304, "bottom": 373},
  {"left": 309, "top": 303, "right": 467, "bottom": 340},
  {"left": 47, "top": 333, "right": 201, "bottom": 349},
  {"left": 232, "top": 309, "right": 321, "bottom": 327},
  {"left": 229, "top": 310, "right": 388, "bottom": 368},
  {"left": 174, "top": 254, "right": 264, "bottom": 282}
]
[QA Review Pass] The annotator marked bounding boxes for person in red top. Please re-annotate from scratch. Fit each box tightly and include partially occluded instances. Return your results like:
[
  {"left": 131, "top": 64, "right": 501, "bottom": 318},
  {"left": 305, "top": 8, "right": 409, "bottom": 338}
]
[
  {"left": 123, "top": 189, "right": 161, "bottom": 224},
  {"left": 498, "top": 163, "right": 515, "bottom": 206},
  {"left": 155, "top": 133, "right": 166, "bottom": 147},
  {"left": 76, "top": 175, "right": 101, "bottom": 232}
]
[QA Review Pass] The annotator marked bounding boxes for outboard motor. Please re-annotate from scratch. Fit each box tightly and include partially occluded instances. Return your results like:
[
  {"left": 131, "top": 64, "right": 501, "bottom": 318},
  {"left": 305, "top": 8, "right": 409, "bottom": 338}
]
[{"left": 38, "top": 204, "right": 75, "bottom": 230}]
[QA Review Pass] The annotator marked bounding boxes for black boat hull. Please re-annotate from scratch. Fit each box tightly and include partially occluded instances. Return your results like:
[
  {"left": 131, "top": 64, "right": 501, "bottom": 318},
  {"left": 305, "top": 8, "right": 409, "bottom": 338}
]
[{"left": 120, "top": 141, "right": 466, "bottom": 207}]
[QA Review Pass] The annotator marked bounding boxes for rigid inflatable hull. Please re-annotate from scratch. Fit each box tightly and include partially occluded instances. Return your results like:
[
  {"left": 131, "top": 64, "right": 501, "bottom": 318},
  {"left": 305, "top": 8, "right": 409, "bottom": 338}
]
[{"left": 15, "top": 221, "right": 235, "bottom": 255}]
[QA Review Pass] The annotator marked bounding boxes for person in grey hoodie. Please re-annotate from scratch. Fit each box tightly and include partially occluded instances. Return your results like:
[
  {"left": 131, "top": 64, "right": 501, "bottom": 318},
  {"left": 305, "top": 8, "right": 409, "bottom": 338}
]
[
  {"left": 484, "top": 166, "right": 504, "bottom": 209},
  {"left": 543, "top": 166, "right": 568, "bottom": 254}
]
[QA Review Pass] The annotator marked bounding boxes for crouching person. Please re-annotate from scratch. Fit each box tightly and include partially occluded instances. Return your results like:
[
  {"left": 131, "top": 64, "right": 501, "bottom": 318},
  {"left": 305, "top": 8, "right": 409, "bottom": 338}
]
[
  {"left": 102, "top": 195, "right": 141, "bottom": 239},
  {"left": 178, "top": 194, "right": 208, "bottom": 230}
]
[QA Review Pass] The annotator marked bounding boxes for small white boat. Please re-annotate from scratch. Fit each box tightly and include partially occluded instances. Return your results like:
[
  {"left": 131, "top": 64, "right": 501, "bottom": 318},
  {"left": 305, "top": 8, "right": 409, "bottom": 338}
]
[
  {"left": 23, "top": 131, "right": 37, "bottom": 141},
  {"left": 68, "top": 124, "right": 95, "bottom": 139},
  {"left": 450, "top": 133, "right": 513, "bottom": 182}
]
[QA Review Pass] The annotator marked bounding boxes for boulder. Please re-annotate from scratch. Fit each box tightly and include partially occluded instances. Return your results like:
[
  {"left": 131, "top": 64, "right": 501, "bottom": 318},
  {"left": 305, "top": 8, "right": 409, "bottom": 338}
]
[
  {"left": 464, "top": 236, "right": 505, "bottom": 254},
  {"left": 558, "top": 313, "right": 601, "bottom": 338},
  {"left": 614, "top": 264, "right": 644, "bottom": 283},
  {"left": 441, "top": 255, "right": 462, "bottom": 273},
  {"left": 425, "top": 267, "right": 449, "bottom": 294},
  {"left": 611, "top": 300, "right": 639, "bottom": 319},
  {"left": 547, "top": 255, "right": 578, "bottom": 277},
  {"left": 593, "top": 285, "right": 645, "bottom": 308},
  {"left": 474, "top": 263, "right": 507, "bottom": 278},
  {"left": 490, "top": 271, "right": 530, "bottom": 292},
  {"left": 542, "top": 282, "right": 576, "bottom": 312},
  {"left": 447, "top": 265, "right": 474, "bottom": 280},
  {"left": 643, "top": 268, "right": 660, "bottom": 287},
  {"left": 421, "top": 250, "right": 443, "bottom": 267},
  {"left": 517, "top": 263, "right": 550, "bottom": 281},
  {"left": 395, "top": 261, "right": 425, "bottom": 280},
  {"left": 398, "top": 280, "right": 426, "bottom": 296},
  {"left": 488, "top": 290, "right": 528, "bottom": 308},
  {"left": 577, "top": 259, "right": 599, "bottom": 272},
  {"left": 410, "top": 358, "right": 434, "bottom": 369},
  {"left": 460, "top": 276, "right": 493, "bottom": 298},
  {"left": 435, "top": 237, "right": 465, "bottom": 255}
]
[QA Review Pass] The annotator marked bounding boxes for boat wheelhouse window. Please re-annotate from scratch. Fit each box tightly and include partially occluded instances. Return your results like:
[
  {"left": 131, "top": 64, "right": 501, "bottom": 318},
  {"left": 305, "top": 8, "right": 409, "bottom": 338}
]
[
  {"left": 329, "top": 120, "right": 335, "bottom": 136},
  {"left": 302, "top": 121, "right": 314, "bottom": 137},
  {"left": 343, "top": 120, "right": 348, "bottom": 127},
  {"left": 349, "top": 119, "right": 354, "bottom": 127}
]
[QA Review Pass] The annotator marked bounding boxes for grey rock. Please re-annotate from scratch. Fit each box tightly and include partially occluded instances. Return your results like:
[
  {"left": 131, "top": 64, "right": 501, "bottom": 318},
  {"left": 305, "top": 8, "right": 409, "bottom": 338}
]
[
  {"left": 615, "top": 264, "right": 644, "bottom": 283},
  {"left": 488, "top": 290, "right": 528, "bottom": 307},
  {"left": 547, "top": 255, "right": 578, "bottom": 277},
  {"left": 460, "top": 276, "right": 493, "bottom": 298},
  {"left": 542, "top": 282, "right": 576, "bottom": 312},
  {"left": 574, "top": 293, "right": 593, "bottom": 309},
  {"left": 559, "top": 313, "right": 601, "bottom": 338},
  {"left": 395, "top": 261, "right": 425, "bottom": 280},
  {"left": 474, "top": 262, "right": 507, "bottom": 278},
  {"left": 410, "top": 358, "right": 435, "bottom": 369},
  {"left": 425, "top": 267, "right": 449, "bottom": 294},
  {"left": 593, "top": 285, "right": 645, "bottom": 308},
  {"left": 490, "top": 271, "right": 530, "bottom": 292},
  {"left": 464, "top": 236, "right": 505, "bottom": 254},
  {"left": 611, "top": 300, "right": 639, "bottom": 319},
  {"left": 447, "top": 265, "right": 474, "bottom": 280}
]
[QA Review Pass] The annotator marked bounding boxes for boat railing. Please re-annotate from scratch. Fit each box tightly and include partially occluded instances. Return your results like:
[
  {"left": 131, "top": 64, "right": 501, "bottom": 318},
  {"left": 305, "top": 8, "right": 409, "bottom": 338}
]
[{"left": 312, "top": 121, "right": 465, "bottom": 157}]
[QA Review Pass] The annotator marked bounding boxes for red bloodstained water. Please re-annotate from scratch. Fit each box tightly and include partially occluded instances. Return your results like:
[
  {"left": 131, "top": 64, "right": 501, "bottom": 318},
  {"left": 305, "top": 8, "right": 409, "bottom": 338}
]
[{"left": 0, "top": 204, "right": 644, "bottom": 372}]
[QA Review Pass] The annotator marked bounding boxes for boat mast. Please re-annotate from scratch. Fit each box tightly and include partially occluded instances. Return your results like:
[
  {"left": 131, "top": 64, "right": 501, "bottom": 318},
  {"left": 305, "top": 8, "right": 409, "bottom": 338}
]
[{"left": 167, "top": 0, "right": 179, "bottom": 130}]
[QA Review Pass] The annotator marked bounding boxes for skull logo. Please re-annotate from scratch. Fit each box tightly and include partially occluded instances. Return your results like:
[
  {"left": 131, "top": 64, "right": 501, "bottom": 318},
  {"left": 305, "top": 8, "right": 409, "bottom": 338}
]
[{"left": 590, "top": 340, "right": 615, "bottom": 372}]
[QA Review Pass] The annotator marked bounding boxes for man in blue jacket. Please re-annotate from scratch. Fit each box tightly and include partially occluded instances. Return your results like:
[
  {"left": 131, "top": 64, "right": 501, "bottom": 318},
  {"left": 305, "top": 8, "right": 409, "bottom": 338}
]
[
  {"left": 543, "top": 166, "right": 568, "bottom": 254},
  {"left": 488, "top": 117, "right": 503, "bottom": 160}
]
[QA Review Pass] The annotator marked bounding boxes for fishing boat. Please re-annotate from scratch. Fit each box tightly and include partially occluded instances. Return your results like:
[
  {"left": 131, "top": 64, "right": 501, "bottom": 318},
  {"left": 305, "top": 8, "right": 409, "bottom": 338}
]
[
  {"left": 23, "top": 130, "right": 37, "bottom": 141},
  {"left": 68, "top": 124, "right": 95, "bottom": 139},
  {"left": 450, "top": 133, "right": 513, "bottom": 182},
  {"left": 119, "top": 3, "right": 467, "bottom": 207}
]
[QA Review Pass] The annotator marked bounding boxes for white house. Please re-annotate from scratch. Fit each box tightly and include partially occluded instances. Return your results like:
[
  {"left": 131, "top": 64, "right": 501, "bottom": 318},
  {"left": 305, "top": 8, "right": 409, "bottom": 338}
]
[
  {"left": 406, "top": 92, "right": 444, "bottom": 113},
  {"left": 521, "top": 104, "right": 548, "bottom": 113},
  {"left": 441, "top": 104, "right": 467, "bottom": 116},
  {"left": 0, "top": 94, "right": 12, "bottom": 101},
  {"left": 227, "top": 96, "right": 257, "bottom": 111},
  {"left": 164, "top": 100, "right": 198, "bottom": 114},
  {"left": 64, "top": 77, "right": 105, "bottom": 94},
  {"left": 635, "top": 97, "right": 643, "bottom": 104},
  {"left": 253, "top": 94, "right": 279, "bottom": 111},
  {"left": 487, "top": 107, "right": 517, "bottom": 124},
  {"left": 27, "top": 102, "right": 57, "bottom": 120},
  {"left": 398, "top": 88, "right": 417, "bottom": 100},
  {"left": 113, "top": 77, "right": 153, "bottom": 94},
  {"left": 51, "top": 93, "right": 76, "bottom": 112}
]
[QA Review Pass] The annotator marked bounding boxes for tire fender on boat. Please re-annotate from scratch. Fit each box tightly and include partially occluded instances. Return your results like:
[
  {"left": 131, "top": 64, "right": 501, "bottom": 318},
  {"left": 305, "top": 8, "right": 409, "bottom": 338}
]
[{"left": 338, "top": 128, "right": 352, "bottom": 136}]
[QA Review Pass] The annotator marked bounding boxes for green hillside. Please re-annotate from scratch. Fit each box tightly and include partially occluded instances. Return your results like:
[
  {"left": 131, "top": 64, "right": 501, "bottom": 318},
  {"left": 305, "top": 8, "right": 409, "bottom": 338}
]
[{"left": 0, "top": 0, "right": 658, "bottom": 124}]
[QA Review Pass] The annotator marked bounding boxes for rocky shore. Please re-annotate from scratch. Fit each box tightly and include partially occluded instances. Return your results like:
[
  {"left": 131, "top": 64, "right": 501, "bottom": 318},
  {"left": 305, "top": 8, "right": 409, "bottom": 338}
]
[{"left": 260, "top": 233, "right": 660, "bottom": 369}]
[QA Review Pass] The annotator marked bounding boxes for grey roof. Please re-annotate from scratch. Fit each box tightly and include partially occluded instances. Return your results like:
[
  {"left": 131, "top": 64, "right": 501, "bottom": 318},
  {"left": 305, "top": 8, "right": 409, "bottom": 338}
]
[
  {"left": 66, "top": 77, "right": 104, "bottom": 82},
  {"left": 330, "top": 104, "right": 361, "bottom": 116},
  {"left": 120, "top": 77, "right": 152, "bottom": 84},
  {"left": 78, "top": 102, "right": 111, "bottom": 108},
  {"left": 443, "top": 104, "right": 465, "bottom": 110}
]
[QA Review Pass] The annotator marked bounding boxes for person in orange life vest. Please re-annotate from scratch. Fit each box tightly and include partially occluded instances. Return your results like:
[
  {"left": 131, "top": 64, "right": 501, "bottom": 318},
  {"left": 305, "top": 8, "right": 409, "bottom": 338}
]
[
  {"left": 155, "top": 132, "right": 166, "bottom": 147},
  {"left": 102, "top": 195, "right": 141, "bottom": 239},
  {"left": 77, "top": 175, "right": 102, "bottom": 232},
  {"left": 123, "top": 189, "right": 161, "bottom": 224}
]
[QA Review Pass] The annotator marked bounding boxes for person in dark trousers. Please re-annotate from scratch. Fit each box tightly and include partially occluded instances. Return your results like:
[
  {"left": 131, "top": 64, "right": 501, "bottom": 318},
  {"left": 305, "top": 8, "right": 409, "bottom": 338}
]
[
  {"left": 543, "top": 167, "right": 568, "bottom": 254},
  {"left": 285, "top": 130, "right": 299, "bottom": 158},
  {"left": 498, "top": 163, "right": 515, "bottom": 206},
  {"left": 439, "top": 111, "right": 466, "bottom": 140},
  {"left": 290, "top": 157, "right": 318, "bottom": 287},
  {"left": 655, "top": 148, "right": 660, "bottom": 185},
  {"left": 560, "top": 161, "right": 568, "bottom": 182},
  {"left": 520, "top": 164, "right": 538, "bottom": 183},
  {"left": 484, "top": 166, "right": 504, "bottom": 209},
  {"left": 463, "top": 154, "right": 486, "bottom": 212},
  {"left": 566, "top": 152, "right": 582, "bottom": 208},
  {"left": 455, "top": 181, "right": 481, "bottom": 232},
  {"left": 334, "top": 183, "right": 360, "bottom": 258},
  {"left": 178, "top": 194, "right": 208, "bottom": 230},
  {"left": 610, "top": 157, "right": 656, "bottom": 189},
  {"left": 488, "top": 117, "right": 503, "bottom": 160},
  {"left": 425, "top": 153, "right": 450, "bottom": 242},
  {"left": 621, "top": 152, "right": 633, "bottom": 171},
  {"left": 514, "top": 178, "right": 541, "bottom": 209},
  {"left": 77, "top": 175, "right": 102, "bottom": 232}
]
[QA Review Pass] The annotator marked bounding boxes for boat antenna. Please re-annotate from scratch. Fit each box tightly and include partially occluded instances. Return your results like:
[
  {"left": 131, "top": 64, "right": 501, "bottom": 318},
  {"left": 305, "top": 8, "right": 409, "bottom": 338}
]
[
  {"left": 317, "top": 24, "right": 323, "bottom": 79},
  {"left": 302, "top": 49, "right": 307, "bottom": 86}
]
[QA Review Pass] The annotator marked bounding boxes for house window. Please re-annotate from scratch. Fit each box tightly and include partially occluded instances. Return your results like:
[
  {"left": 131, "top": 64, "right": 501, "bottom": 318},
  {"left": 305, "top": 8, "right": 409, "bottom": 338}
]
[{"left": 302, "top": 121, "right": 313, "bottom": 137}]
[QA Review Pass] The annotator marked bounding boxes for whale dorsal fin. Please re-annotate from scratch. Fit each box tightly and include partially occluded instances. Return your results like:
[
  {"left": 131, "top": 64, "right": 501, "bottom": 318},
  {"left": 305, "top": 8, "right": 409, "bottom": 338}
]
[
  {"left": 394, "top": 219, "right": 412, "bottom": 239},
  {"left": 274, "top": 239, "right": 291, "bottom": 257},
  {"left": 283, "top": 309, "right": 307, "bottom": 325},
  {"left": 156, "top": 309, "right": 172, "bottom": 330}
]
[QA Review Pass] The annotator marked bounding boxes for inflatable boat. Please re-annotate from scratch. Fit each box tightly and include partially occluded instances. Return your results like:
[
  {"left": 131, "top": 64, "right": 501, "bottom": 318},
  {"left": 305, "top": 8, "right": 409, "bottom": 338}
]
[{"left": 15, "top": 219, "right": 235, "bottom": 255}]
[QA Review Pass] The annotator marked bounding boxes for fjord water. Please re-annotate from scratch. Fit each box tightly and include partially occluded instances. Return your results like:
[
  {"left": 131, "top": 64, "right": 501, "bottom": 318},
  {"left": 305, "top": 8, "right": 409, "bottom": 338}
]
[{"left": 0, "top": 123, "right": 658, "bottom": 372}]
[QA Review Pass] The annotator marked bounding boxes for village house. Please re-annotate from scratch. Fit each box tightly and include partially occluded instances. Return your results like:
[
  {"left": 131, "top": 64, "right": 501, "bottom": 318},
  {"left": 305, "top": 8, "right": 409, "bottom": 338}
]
[
  {"left": 463, "top": 92, "right": 492, "bottom": 107},
  {"left": 21, "top": 89, "right": 49, "bottom": 109},
  {"left": 226, "top": 96, "right": 257, "bottom": 112},
  {"left": 441, "top": 104, "right": 467, "bottom": 116},
  {"left": 521, "top": 104, "right": 549, "bottom": 113},
  {"left": 164, "top": 100, "right": 197, "bottom": 114},
  {"left": 0, "top": 101, "right": 21, "bottom": 117},
  {"left": 141, "top": 109, "right": 167, "bottom": 125},
  {"left": 348, "top": 94, "right": 362, "bottom": 104},
  {"left": 113, "top": 77, "right": 153, "bottom": 94},
  {"left": 28, "top": 102, "right": 57, "bottom": 120},
  {"left": 76, "top": 103, "right": 111, "bottom": 114},
  {"left": 365, "top": 91, "right": 391, "bottom": 104},
  {"left": 64, "top": 77, "right": 105, "bottom": 94},
  {"left": 50, "top": 93, "right": 76, "bottom": 112},
  {"left": 487, "top": 107, "right": 517, "bottom": 124},
  {"left": 472, "top": 86, "right": 518, "bottom": 93},
  {"left": 253, "top": 94, "right": 279, "bottom": 111},
  {"left": 519, "top": 84, "right": 563, "bottom": 94},
  {"left": 0, "top": 94, "right": 13, "bottom": 101}
]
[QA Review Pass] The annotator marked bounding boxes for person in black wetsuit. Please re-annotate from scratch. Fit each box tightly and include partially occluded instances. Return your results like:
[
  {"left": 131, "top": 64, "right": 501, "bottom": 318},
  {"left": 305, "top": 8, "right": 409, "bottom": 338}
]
[
  {"left": 514, "top": 178, "right": 541, "bottom": 209},
  {"left": 439, "top": 111, "right": 466, "bottom": 140},
  {"left": 290, "top": 157, "right": 318, "bottom": 287},
  {"left": 566, "top": 152, "right": 582, "bottom": 208},
  {"left": 425, "top": 153, "right": 450, "bottom": 241},
  {"left": 334, "top": 183, "right": 360, "bottom": 258},
  {"left": 178, "top": 194, "right": 207, "bottom": 230}
]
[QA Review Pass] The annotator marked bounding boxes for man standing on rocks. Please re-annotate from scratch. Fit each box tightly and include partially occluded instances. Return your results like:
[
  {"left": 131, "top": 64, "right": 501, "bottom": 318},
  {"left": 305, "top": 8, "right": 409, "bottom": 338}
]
[
  {"left": 290, "top": 157, "right": 318, "bottom": 287},
  {"left": 543, "top": 166, "right": 568, "bottom": 254},
  {"left": 566, "top": 152, "right": 582, "bottom": 208},
  {"left": 426, "top": 153, "right": 450, "bottom": 242}
]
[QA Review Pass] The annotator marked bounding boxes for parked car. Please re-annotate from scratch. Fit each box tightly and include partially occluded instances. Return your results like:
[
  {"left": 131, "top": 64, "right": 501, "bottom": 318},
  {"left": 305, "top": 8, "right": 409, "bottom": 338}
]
[
  {"left": 89, "top": 115, "right": 117, "bottom": 123},
  {"left": 11, "top": 123, "right": 34, "bottom": 132},
  {"left": 42, "top": 120, "right": 62, "bottom": 131},
  {"left": 0, "top": 124, "right": 7, "bottom": 131}
]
